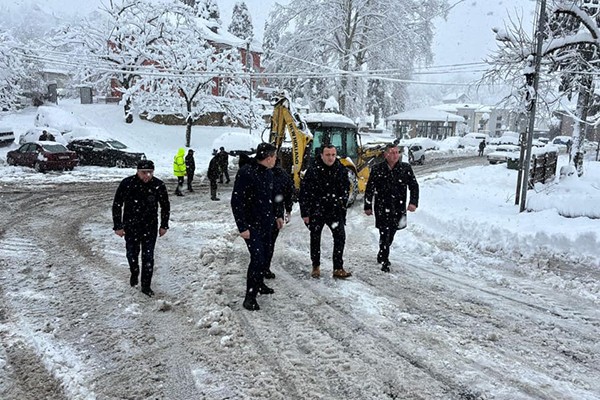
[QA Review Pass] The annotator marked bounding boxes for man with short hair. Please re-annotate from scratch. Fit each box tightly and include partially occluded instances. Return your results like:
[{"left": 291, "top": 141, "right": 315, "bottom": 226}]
[
  {"left": 299, "top": 144, "right": 352, "bottom": 279},
  {"left": 364, "top": 143, "right": 419, "bottom": 272},
  {"left": 231, "top": 143, "right": 284, "bottom": 311},
  {"left": 112, "top": 160, "right": 170, "bottom": 296}
]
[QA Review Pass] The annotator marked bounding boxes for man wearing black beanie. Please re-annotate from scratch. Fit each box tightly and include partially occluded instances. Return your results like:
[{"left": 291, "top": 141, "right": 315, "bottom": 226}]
[{"left": 112, "top": 160, "right": 170, "bottom": 297}]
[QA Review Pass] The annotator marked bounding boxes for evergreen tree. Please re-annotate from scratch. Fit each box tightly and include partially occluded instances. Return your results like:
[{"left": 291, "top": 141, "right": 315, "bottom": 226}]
[{"left": 228, "top": 2, "right": 253, "bottom": 40}]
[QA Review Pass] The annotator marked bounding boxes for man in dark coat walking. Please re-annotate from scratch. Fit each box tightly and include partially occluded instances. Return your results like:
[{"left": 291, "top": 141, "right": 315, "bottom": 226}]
[
  {"left": 218, "top": 146, "right": 230, "bottom": 184},
  {"left": 112, "top": 160, "right": 170, "bottom": 296},
  {"left": 264, "top": 160, "right": 295, "bottom": 279},
  {"left": 364, "top": 143, "right": 419, "bottom": 272},
  {"left": 478, "top": 140, "right": 486, "bottom": 157},
  {"left": 299, "top": 144, "right": 352, "bottom": 279},
  {"left": 231, "top": 143, "right": 283, "bottom": 311},
  {"left": 207, "top": 150, "right": 221, "bottom": 201},
  {"left": 185, "top": 149, "right": 195, "bottom": 192}
]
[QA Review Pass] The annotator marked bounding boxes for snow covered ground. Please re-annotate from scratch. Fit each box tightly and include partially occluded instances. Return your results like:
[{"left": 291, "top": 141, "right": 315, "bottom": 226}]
[{"left": 0, "top": 100, "right": 599, "bottom": 399}]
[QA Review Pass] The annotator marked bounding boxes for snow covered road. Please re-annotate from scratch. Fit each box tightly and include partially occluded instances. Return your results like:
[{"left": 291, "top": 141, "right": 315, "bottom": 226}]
[{"left": 0, "top": 178, "right": 598, "bottom": 400}]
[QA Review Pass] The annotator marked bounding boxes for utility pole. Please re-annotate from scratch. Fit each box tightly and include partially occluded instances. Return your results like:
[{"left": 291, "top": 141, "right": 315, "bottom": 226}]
[
  {"left": 246, "top": 40, "right": 253, "bottom": 136},
  {"left": 519, "top": 0, "right": 546, "bottom": 212}
]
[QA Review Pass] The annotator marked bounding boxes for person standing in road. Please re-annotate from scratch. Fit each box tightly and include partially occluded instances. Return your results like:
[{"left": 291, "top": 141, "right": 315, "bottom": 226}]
[
  {"left": 207, "top": 150, "right": 221, "bottom": 201},
  {"left": 173, "top": 148, "right": 186, "bottom": 196},
  {"left": 231, "top": 143, "right": 283, "bottom": 311},
  {"left": 364, "top": 143, "right": 419, "bottom": 272},
  {"left": 112, "top": 160, "right": 170, "bottom": 297},
  {"left": 478, "top": 140, "right": 486, "bottom": 157},
  {"left": 185, "top": 149, "right": 195, "bottom": 192},
  {"left": 299, "top": 144, "right": 352, "bottom": 279},
  {"left": 218, "top": 146, "right": 230, "bottom": 184},
  {"left": 264, "top": 159, "right": 295, "bottom": 279}
]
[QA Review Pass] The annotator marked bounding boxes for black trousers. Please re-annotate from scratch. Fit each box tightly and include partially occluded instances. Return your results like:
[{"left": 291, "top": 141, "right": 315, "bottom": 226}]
[
  {"left": 209, "top": 179, "right": 218, "bottom": 199},
  {"left": 125, "top": 230, "right": 158, "bottom": 290},
  {"left": 244, "top": 229, "right": 271, "bottom": 298},
  {"left": 377, "top": 225, "right": 398, "bottom": 264},
  {"left": 187, "top": 172, "right": 194, "bottom": 190},
  {"left": 219, "top": 168, "right": 229, "bottom": 183},
  {"left": 266, "top": 223, "right": 280, "bottom": 271},
  {"left": 308, "top": 217, "right": 345, "bottom": 270},
  {"left": 176, "top": 176, "right": 185, "bottom": 194}
]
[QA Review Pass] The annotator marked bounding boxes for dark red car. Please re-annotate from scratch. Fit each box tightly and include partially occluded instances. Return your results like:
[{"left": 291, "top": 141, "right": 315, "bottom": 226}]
[{"left": 6, "top": 142, "right": 78, "bottom": 172}]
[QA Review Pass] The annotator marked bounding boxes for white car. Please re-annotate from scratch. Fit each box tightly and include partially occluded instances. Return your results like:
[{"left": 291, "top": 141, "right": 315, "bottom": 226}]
[
  {"left": 19, "top": 127, "right": 67, "bottom": 145},
  {"left": 407, "top": 144, "right": 426, "bottom": 165},
  {"left": 487, "top": 144, "right": 520, "bottom": 164}
]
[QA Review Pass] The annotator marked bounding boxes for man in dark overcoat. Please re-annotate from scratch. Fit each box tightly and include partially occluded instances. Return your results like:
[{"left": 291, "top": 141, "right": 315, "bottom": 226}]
[
  {"left": 218, "top": 146, "right": 230, "bottom": 184},
  {"left": 207, "top": 151, "right": 221, "bottom": 201},
  {"left": 364, "top": 143, "right": 419, "bottom": 272},
  {"left": 112, "top": 160, "right": 170, "bottom": 296},
  {"left": 185, "top": 149, "right": 195, "bottom": 192},
  {"left": 299, "top": 144, "right": 352, "bottom": 279},
  {"left": 231, "top": 143, "right": 284, "bottom": 311}
]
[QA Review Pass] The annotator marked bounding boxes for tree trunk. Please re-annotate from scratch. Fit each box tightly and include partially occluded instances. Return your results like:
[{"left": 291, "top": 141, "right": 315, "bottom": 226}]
[
  {"left": 572, "top": 76, "right": 592, "bottom": 177},
  {"left": 185, "top": 102, "right": 193, "bottom": 147}
]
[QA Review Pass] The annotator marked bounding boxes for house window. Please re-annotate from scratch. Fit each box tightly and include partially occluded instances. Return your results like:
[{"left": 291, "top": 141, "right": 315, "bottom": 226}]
[{"left": 496, "top": 115, "right": 502, "bottom": 121}]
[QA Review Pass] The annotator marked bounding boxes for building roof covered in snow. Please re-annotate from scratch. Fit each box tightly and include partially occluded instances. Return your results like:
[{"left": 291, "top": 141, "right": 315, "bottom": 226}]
[{"left": 386, "top": 107, "right": 465, "bottom": 123}]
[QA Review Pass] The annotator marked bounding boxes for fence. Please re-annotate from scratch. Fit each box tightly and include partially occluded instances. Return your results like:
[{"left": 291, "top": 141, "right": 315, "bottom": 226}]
[{"left": 507, "top": 149, "right": 558, "bottom": 188}]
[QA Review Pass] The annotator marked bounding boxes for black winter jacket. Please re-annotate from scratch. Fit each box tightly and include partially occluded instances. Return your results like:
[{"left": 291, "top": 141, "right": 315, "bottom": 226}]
[
  {"left": 185, "top": 153, "right": 195, "bottom": 174},
  {"left": 299, "top": 157, "right": 349, "bottom": 222},
  {"left": 112, "top": 175, "right": 170, "bottom": 236},
  {"left": 364, "top": 160, "right": 419, "bottom": 229},
  {"left": 231, "top": 159, "right": 282, "bottom": 234},
  {"left": 207, "top": 155, "right": 221, "bottom": 181}
]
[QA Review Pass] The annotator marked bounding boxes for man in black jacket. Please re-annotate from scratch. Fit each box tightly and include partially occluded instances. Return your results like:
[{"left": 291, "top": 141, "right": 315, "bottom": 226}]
[
  {"left": 299, "top": 144, "right": 352, "bottom": 279},
  {"left": 364, "top": 143, "right": 419, "bottom": 272},
  {"left": 218, "top": 146, "right": 230, "bottom": 184},
  {"left": 112, "top": 160, "right": 170, "bottom": 296},
  {"left": 231, "top": 143, "right": 283, "bottom": 311},
  {"left": 185, "top": 149, "right": 195, "bottom": 192},
  {"left": 207, "top": 151, "right": 221, "bottom": 201}
]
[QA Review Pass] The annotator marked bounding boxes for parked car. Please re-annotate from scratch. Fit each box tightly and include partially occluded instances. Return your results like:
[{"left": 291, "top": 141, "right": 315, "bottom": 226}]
[
  {"left": 408, "top": 144, "right": 426, "bottom": 165},
  {"left": 459, "top": 132, "right": 489, "bottom": 148},
  {"left": 0, "top": 127, "right": 15, "bottom": 147},
  {"left": 6, "top": 142, "right": 78, "bottom": 172},
  {"left": 19, "top": 127, "right": 66, "bottom": 145},
  {"left": 67, "top": 138, "right": 146, "bottom": 168},
  {"left": 487, "top": 144, "right": 520, "bottom": 164}
]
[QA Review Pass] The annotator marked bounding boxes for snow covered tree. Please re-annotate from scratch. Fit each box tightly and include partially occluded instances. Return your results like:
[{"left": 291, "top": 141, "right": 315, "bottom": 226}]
[
  {"left": 228, "top": 2, "right": 253, "bottom": 40},
  {"left": 366, "top": 79, "right": 385, "bottom": 127},
  {"left": 263, "top": 0, "right": 448, "bottom": 118},
  {"left": 196, "top": 0, "right": 220, "bottom": 22},
  {"left": 0, "top": 32, "right": 24, "bottom": 111},
  {"left": 484, "top": 1, "right": 600, "bottom": 176},
  {"left": 50, "top": 0, "right": 175, "bottom": 123},
  {"left": 132, "top": 3, "right": 249, "bottom": 147}
]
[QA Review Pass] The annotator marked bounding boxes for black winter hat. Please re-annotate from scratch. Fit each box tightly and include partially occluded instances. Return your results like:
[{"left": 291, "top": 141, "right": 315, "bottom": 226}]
[
  {"left": 137, "top": 160, "right": 155, "bottom": 170},
  {"left": 255, "top": 143, "right": 277, "bottom": 160}
]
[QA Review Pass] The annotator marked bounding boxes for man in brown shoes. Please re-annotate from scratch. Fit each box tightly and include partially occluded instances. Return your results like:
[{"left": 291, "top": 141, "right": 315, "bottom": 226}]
[{"left": 299, "top": 144, "right": 352, "bottom": 279}]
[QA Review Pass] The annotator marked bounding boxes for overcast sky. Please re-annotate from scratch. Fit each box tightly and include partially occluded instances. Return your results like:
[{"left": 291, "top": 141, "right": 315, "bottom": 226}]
[{"left": 6, "top": 0, "right": 537, "bottom": 81}]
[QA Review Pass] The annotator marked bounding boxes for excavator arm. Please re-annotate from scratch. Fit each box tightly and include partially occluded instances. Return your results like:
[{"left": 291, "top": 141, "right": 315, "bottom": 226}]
[{"left": 269, "top": 95, "right": 313, "bottom": 189}]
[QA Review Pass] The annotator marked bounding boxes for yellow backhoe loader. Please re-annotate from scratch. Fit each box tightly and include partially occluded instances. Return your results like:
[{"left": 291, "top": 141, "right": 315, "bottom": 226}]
[{"left": 266, "top": 92, "right": 388, "bottom": 205}]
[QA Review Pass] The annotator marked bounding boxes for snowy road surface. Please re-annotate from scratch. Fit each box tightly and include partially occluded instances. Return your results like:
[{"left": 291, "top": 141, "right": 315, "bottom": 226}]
[{"left": 0, "top": 175, "right": 599, "bottom": 399}]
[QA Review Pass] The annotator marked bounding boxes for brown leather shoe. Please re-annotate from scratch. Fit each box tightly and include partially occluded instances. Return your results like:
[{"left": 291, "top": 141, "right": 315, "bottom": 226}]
[
  {"left": 311, "top": 266, "right": 320, "bottom": 278},
  {"left": 333, "top": 269, "right": 352, "bottom": 279}
]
